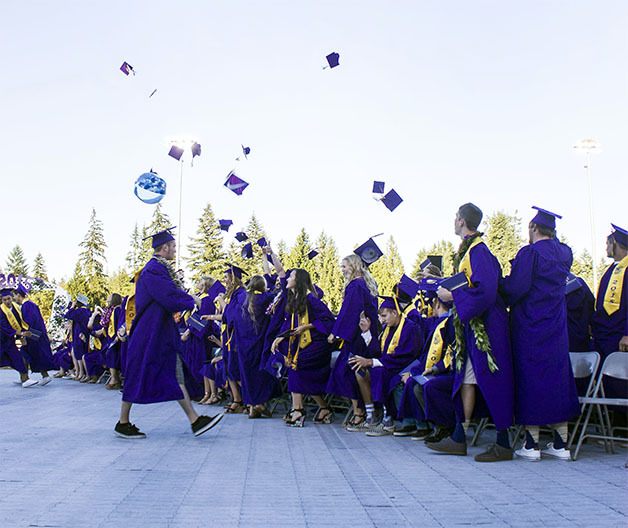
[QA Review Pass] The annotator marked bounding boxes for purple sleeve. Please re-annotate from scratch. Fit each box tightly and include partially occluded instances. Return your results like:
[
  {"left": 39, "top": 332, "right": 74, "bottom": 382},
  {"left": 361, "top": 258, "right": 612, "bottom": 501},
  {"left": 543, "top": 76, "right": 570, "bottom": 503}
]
[
  {"left": 452, "top": 245, "right": 499, "bottom": 324},
  {"left": 332, "top": 281, "right": 363, "bottom": 341},
  {"left": 500, "top": 245, "right": 535, "bottom": 306},
  {"left": 308, "top": 295, "right": 335, "bottom": 336},
  {"left": 144, "top": 264, "right": 195, "bottom": 313},
  {"left": 0, "top": 313, "right": 16, "bottom": 337}
]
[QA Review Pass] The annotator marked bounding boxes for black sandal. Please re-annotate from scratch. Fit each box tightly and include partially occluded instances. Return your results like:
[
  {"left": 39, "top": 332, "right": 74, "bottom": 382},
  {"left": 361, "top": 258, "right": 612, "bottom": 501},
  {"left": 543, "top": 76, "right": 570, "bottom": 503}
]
[
  {"left": 285, "top": 408, "right": 306, "bottom": 428},
  {"left": 313, "top": 407, "right": 334, "bottom": 424},
  {"left": 225, "top": 401, "right": 245, "bottom": 414},
  {"left": 347, "top": 412, "right": 366, "bottom": 428}
]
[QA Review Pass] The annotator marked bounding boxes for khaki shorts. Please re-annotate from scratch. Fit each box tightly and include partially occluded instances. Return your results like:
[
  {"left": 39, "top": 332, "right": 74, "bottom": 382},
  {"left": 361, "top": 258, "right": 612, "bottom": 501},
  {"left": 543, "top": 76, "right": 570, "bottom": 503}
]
[
  {"left": 463, "top": 357, "right": 477, "bottom": 385},
  {"left": 175, "top": 354, "right": 185, "bottom": 385}
]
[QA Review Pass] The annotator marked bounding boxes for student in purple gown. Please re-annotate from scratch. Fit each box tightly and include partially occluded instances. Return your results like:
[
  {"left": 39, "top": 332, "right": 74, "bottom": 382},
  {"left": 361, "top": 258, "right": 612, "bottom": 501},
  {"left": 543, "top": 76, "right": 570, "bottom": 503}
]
[
  {"left": 115, "top": 228, "right": 223, "bottom": 439},
  {"left": 0, "top": 288, "right": 38, "bottom": 387},
  {"left": 566, "top": 274, "right": 594, "bottom": 353},
  {"left": 260, "top": 245, "right": 288, "bottom": 373},
  {"left": 64, "top": 295, "right": 91, "bottom": 381},
  {"left": 501, "top": 207, "right": 579, "bottom": 461},
  {"left": 84, "top": 308, "right": 106, "bottom": 383},
  {"left": 592, "top": 224, "right": 628, "bottom": 357},
  {"left": 271, "top": 269, "right": 336, "bottom": 427},
  {"left": 101, "top": 293, "right": 123, "bottom": 390},
  {"left": 348, "top": 296, "right": 422, "bottom": 435},
  {"left": 233, "top": 275, "right": 278, "bottom": 418},
  {"left": 14, "top": 285, "right": 56, "bottom": 384},
  {"left": 326, "top": 253, "right": 380, "bottom": 428},
  {"left": 427, "top": 203, "right": 515, "bottom": 462},
  {"left": 118, "top": 275, "right": 139, "bottom": 380}
]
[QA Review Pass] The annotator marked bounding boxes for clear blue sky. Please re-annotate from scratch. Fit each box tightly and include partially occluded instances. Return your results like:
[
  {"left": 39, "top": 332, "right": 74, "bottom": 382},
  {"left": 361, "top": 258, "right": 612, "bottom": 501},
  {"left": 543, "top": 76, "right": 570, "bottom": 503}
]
[{"left": 1, "top": 1, "right": 626, "bottom": 280}]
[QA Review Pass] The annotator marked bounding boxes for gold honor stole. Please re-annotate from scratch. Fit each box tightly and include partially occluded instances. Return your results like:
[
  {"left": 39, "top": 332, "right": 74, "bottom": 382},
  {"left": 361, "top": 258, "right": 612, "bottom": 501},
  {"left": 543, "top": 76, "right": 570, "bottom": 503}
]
[
  {"left": 424, "top": 317, "right": 452, "bottom": 371},
  {"left": 603, "top": 256, "right": 628, "bottom": 316},
  {"left": 1, "top": 302, "right": 29, "bottom": 333},
  {"left": 108, "top": 310, "right": 117, "bottom": 339},
  {"left": 459, "top": 236, "right": 484, "bottom": 285},
  {"left": 287, "top": 308, "right": 313, "bottom": 370},
  {"left": 380, "top": 314, "right": 407, "bottom": 355}
]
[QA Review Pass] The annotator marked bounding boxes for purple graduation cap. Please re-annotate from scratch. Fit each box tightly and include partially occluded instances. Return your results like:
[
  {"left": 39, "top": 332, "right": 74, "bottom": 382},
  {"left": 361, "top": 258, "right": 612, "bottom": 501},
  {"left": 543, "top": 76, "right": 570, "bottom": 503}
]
[
  {"left": 219, "top": 219, "right": 233, "bottom": 231},
  {"left": 241, "top": 242, "right": 254, "bottom": 259},
  {"left": 420, "top": 255, "right": 443, "bottom": 271},
  {"left": 168, "top": 145, "right": 184, "bottom": 161},
  {"left": 143, "top": 226, "right": 177, "bottom": 249},
  {"left": 225, "top": 264, "right": 246, "bottom": 280},
  {"left": 372, "top": 181, "right": 385, "bottom": 194},
  {"left": 235, "top": 232, "right": 248, "bottom": 242},
  {"left": 191, "top": 142, "right": 202, "bottom": 158},
  {"left": 531, "top": 206, "right": 562, "bottom": 229},
  {"left": 379, "top": 296, "right": 398, "bottom": 311},
  {"left": 396, "top": 274, "right": 420, "bottom": 300},
  {"left": 242, "top": 145, "right": 251, "bottom": 159},
  {"left": 381, "top": 189, "right": 403, "bottom": 212},
  {"left": 120, "top": 61, "right": 135, "bottom": 76},
  {"left": 0, "top": 288, "right": 13, "bottom": 297},
  {"left": 257, "top": 237, "right": 268, "bottom": 247},
  {"left": 307, "top": 249, "right": 319, "bottom": 260},
  {"left": 325, "top": 52, "right": 340, "bottom": 69},
  {"left": 354, "top": 234, "right": 384, "bottom": 266},
  {"left": 611, "top": 223, "right": 628, "bottom": 247},
  {"left": 224, "top": 170, "right": 249, "bottom": 195}
]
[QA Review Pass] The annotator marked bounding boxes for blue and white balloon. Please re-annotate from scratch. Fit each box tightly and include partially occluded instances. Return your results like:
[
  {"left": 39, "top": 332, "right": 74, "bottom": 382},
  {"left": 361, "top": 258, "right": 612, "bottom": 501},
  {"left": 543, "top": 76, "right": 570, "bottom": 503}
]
[{"left": 134, "top": 170, "right": 166, "bottom": 204}]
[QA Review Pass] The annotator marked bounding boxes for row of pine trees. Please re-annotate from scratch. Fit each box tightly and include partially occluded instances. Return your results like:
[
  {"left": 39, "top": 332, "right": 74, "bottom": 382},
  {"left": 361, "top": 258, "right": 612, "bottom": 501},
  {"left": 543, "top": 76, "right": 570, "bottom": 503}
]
[{"left": 3, "top": 203, "right": 606, "bottom": 320}]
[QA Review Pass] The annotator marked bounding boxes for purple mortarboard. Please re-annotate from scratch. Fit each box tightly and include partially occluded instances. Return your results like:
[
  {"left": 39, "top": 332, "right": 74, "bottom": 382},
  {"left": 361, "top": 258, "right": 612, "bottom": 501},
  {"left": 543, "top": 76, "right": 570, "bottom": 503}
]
[
  {"left": 144, "top": 226, "right": 176, "bottom": 249},
  {"left": 325, "top": 52, "right": 340, "bottom": 69},
  {"left": 224, "top": 171, "right": 249, "bottom": 195},
  {"left": 418, "top": 277, "right": 441, "bottom": 300},
  {"left": 423, "top": 255, "right": 443, "bottom": 271},
  {"left": 235, "top": 232, "right": 248, "bottom": 242},
  {"left": 225, "top": 264, "right": 246, "bottom": 280},
  {"left": 354, "top": 234, "right": 384, "bottom": 266},
  {"left": 372, "top": 181, "right": 385, "bottom": 194},
  {"left": 0, "top": 288, "right": 13, "bottom": 297},
  {"left": 168, "top": 145, "right": 184, "bottom": 161},
  {"left": 307, "top": 249, "right": 319, "bottom": 260},
  {"left": 440, "top": 272, "right": 469, "bottom": 292},
  {"left": 396, "top": 274, "right": 420, "bottom": 300},
  {"left": 242, "top": 242, "right": 254, "bottom": 259},
  {"left": 191, "top": 142, "right": 201, "bottom": 158},
  {"left": 565, "top": 273, "right": 581, "bottom": 295},
  {"left": 120, "top": 61, "right": 135, "bottom": 76},
  {"left": 219, "top": 219, "right": 233, "bottom": 231},
  {"left": 378, "top": 296, "right": 399, "bottom": 311},
  {"left": 531, "top": 206, "right": 562, "bottom": 230},
  {"left": 242, "top": 145, "right": 251, "bottom": 159},
  {"left": 381, "top": 189, "right": 403, "bottom": 212},
  {"left": 611, "top": 223, "right": 628, "bottom": 247},
  {"left": 257, "top": 237, "right": 268, "bottom": 247},
  {"left": 15, "top": 284, "right": 29, "bottom": 297}
]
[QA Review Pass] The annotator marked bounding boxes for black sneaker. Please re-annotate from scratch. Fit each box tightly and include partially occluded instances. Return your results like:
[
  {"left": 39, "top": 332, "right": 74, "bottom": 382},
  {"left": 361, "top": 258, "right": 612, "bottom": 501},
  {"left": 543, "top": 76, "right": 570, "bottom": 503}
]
[
  {"left": 114, "top": 422, "right": 146, "bottom": 439},
  {"left": 392, "top": 425, "right": 419, "bottom": 437},
  {"left": 191, "top": 414, "right": 224, "bottom": 437}
]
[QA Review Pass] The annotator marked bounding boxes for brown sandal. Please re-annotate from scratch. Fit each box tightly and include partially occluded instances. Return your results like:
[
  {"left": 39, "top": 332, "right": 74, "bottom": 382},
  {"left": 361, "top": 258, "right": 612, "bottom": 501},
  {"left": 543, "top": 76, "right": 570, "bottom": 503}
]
[{"left": 225, "top": 401, "right": 245, "bottom": 414}]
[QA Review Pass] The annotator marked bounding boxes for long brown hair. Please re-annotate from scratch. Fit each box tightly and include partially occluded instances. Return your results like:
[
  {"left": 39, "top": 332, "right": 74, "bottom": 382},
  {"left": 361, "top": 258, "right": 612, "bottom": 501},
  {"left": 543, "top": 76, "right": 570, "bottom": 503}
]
[
  {"left": 286, "top": 269, "right": 317, "bottom": 316},
  {"left": 225, "top": 271, "right": 243, "bottom": 299},
  {"left": 244, "top": 275, "right": 267, "bottom": 326}
]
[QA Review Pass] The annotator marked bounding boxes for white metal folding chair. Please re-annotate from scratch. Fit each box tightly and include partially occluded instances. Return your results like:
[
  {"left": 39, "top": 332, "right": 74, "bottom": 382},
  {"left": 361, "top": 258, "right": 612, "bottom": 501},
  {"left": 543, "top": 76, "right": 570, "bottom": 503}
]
[
  {"left": 566, "top": 351, "right": 601, "bottom": 448},
  {"left": 572, "top": 352, "right": 628, "bottom": 461}
]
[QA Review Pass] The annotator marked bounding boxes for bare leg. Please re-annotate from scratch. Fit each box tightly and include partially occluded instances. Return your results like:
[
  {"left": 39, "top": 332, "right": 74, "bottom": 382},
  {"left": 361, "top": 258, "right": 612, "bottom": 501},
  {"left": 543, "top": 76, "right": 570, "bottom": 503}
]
[
  {"left": 292, "top": 393, "right": 303, "bottom": 409},
  {"left": 119, "top": 401, "right": 132, "bottom": 423},
  {"left": 208, "top": 379, "right": 216, "bottom": 397},
  {"left": 355, "top": 370, "right": 372, "bottom": 404},
  {"left": 311, "top": 395, "right": 327, "bottom": 407},
  {"left": 461, "top": 383, "right": 476, "bottom": 429},
  {"left": 176, "top": 383, "right": 199, "bottom": 424},
  {"left": 109, "top": 368, "right": 120, "bottom": 384},
  {"left": 228, "top": 379, "right": 242, "bottom": 403}
]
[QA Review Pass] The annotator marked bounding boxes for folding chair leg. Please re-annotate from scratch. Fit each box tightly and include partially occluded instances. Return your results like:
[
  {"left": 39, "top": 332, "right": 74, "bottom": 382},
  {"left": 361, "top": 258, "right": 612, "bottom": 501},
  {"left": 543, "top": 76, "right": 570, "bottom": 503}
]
[
  {"left": 573, "top": 402, "right": 595, "bottom": 461},
  {"left": 342, "top": 408, "right": 353, "bottom": 427},
  {"left": 471, "top": 418, "right": 488, "bottom": 446}
]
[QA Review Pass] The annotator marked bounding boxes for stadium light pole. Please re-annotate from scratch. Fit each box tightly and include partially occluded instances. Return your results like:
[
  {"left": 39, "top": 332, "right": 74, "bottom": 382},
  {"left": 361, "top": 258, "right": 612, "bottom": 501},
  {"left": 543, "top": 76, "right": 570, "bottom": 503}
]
[{"left": 573, "top": 138, "right": 601, "bottom": 288}]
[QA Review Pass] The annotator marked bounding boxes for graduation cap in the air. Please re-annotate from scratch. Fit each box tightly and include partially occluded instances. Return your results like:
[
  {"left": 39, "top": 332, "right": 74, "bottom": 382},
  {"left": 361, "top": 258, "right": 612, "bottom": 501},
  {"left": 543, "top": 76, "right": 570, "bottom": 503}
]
[
  {"left": 307, "top": 249, "right": 319, "bottom": 260},
  {"left": 242, "top": 242, "right": 254, "bottom": 259},
  {"left": 219, "top": 219, "right": 233, "bottom": 232},
  {"left": 224, "top": 171, "right": 249, "bottom": 195},
  {"left": 372, "top": 181, "right": 385, "bottom": 195},
  {"left": 324, "top": 52, "right": 340, "bottom": 69},
  {"left": 611, "top": 223, "right": 628, "bottom": 247},
  {"left": 168, "top": 145, "right": 184, "bottom": 161},
  {"left": 420, "top": 255, "right": 443, "bottom": 272},
  {"left": 144, "top": 226, "right": 177, "bottom": 248},
  {"left": 381, "top": 189, "right": 403, "bottom": 212},
  {"left": 191, "top": 142, "right": 201, "bottom": 158},
  {"left": 354, "top": 234, "right": 384, "bottom": 266},
  {"left": 257, "top": 237, "right": 268, "bottom": 247},
  {"left": 120, "top": 61, "right": 135, "bottom": 76},
  {"left": 225, "top": 264, "right": 247, "bottom": 280},
  {"left": 242, "top": 145, "right": 251, "bottom": 158},
  {"left": 531, "top": 206, "right": 562, "bottom": 230},
  {"left": 235, "top": 232, "right": 248, "bottom": 242}
]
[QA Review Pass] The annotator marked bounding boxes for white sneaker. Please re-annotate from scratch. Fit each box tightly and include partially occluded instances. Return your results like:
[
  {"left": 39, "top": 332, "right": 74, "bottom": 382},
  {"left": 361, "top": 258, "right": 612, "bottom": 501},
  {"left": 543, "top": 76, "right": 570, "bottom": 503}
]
[
  {"left": 542, "top": 442, "right": 571, "bottom": 460},
  {"left": 22, "top": 379, "right": 39, "bottom": 388},
  {"left": 515, "top": 445, "right": 541, "bottom": 461},
  {"left": 39, "top": 377, "right": 52, "bottom": 386}
]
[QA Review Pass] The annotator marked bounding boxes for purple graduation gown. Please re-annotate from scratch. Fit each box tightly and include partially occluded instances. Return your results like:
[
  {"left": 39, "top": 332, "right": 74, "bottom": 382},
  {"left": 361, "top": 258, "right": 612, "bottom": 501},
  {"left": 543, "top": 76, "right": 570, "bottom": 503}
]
[
  {"left": 592, "top": 261, "right": 628, "bottom": 357},
  {"left": 566, "top": 277, "right": 594, "bottom": 352},
  {"left": 52, "top": 343, "right": 73, "bottom": 371},
  {"left": 84, "top": 319, "right": 106, "bottom": 377},
  {"left": 279, "top": 293, "right": 335, "bottom": 395},
  {"left": 20, "top": 300, "right": 56, "bottom": 372},
  {"left": 104, "top": 306, "right": 123, "bottom": 371},
  {"left": 0, "top": 307, "right": 27, "bottom": 374},
  {"left": 501, "top": 239, "right": 579, "bottom": 425},
  {"left": 451, "top": 241, "right": 514, "bottom": 430},
  {"left": 122, "top": 258, "right": 195, "bottom": 404},
  {"left": 233, "top": 291, "right": 279, "bottom": 405},
  {"left": 222, "top": 286, "right": 247, "bottom": 382},
  {"left": 261, "top": 278, "right": 289, "bottom": 375},
  {"left": 326, "top": 278, "right": 379, "bottom": 400},
  {"left": 64, "top": 307, "right": 91, "bottom": 360}
]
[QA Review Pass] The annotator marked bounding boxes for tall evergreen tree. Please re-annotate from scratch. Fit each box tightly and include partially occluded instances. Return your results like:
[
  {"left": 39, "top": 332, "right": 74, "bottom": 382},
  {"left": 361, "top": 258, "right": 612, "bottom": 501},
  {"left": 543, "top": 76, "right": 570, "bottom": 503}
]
[
  {"left": 275, "top": 240, "right": 289, "bottom": 265},
  {"left": 65, "top": 261, "right": 88, "bottom": 301},
  {"left": 571, "top": 249, "right": 608, "bottom": 292},
  {"left": 107, "top": 268, "right": 134, "bottom": 298},
  {"left": 5, "top": 245, "right": 29, "bottom": 276},
  {"left": 285, "top": 228, "right": 316, "bottom": 276},
  {"left": 311, "top": 231, "right": 344, "bottom": 313},
  {"left": 411, "top": 240, "right": 456, "bottom": 278},
  {"left": 141, "top": 203, "right": 172, "bottom": 261},
  {"left": 485, "top": 211, "right": 525, "bottom": 275},
  {"left": 126, "top": 223, "right": 144, "bottom": 273},
  {"left": 186, "top": 202, "right": 227, "bottom": 280},
  {"left": 369, "top": 236, "right": 405, "bottom": 296},
  {"left": 32, "top": 253, "right": 48, "bottom": 281},
  {"left": 74, "top": 208, "right": 109, "bottom": 306}
]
